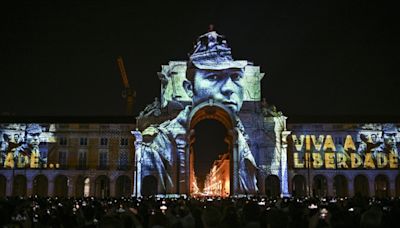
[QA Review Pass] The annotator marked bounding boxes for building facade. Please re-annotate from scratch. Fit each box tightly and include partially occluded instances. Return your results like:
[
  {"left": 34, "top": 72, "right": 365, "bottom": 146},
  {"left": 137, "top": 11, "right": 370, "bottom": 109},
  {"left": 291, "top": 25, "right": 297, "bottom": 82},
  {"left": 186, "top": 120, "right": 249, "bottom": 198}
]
[
  {"left": 1, "top": 121, "right": 399, "bottom": 198},
  {"left": 0, "top": 123, "right": 135, "bottom": 198},
  {"left": 286, "top": 123, "right": 400, "bottom": 198}
]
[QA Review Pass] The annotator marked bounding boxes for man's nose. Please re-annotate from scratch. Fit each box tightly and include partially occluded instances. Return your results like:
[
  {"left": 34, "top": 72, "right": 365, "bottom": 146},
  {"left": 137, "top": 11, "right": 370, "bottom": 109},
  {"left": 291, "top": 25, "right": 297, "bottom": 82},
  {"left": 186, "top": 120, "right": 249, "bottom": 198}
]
[{"left": 220, "top": 77, "right": 236, "bottom": 96}]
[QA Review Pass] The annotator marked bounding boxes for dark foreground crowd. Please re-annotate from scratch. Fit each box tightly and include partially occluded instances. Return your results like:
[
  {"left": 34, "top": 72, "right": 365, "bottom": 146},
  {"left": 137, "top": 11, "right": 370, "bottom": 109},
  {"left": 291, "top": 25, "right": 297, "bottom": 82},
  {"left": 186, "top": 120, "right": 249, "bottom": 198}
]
[{"left": 1, "top": 194, "right": 399, "bottom": 228}]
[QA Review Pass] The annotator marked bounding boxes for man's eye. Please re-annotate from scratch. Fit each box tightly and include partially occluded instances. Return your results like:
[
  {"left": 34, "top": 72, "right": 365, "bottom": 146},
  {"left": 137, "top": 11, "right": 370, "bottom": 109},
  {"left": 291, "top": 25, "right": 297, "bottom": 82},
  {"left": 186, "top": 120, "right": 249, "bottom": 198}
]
[
  {"left": 207, "top": 75, "right": 219, "bottom": 81},
  {"left": 231, "top": 74, "right": 242, "bottom": 81}
]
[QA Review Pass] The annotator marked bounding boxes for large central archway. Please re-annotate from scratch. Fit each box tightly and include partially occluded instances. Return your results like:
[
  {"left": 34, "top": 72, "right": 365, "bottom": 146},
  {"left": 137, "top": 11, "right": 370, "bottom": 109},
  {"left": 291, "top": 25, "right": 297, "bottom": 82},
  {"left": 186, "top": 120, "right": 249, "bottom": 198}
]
[{"left": 187, "top": 102, "right": 236, "bottom": 197}]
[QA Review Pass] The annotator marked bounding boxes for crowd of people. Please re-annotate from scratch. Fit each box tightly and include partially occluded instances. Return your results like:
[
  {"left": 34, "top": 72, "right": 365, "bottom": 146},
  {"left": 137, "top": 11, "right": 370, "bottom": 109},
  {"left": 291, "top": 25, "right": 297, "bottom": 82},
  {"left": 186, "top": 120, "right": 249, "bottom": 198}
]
[{"left": 1, "top": 194, "right": 400, "bottom": 228}]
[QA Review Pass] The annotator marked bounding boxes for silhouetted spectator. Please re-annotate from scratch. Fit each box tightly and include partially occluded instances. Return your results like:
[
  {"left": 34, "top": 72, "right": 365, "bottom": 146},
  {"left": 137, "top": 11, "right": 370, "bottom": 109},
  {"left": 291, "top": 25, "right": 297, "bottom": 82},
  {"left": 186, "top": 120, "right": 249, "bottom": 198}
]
[
  {"left": 360, "top": 207, "right": 382, "bottom": 228},
  {"left": 201, "top": 206, "right": 221, "bottom": 228}
]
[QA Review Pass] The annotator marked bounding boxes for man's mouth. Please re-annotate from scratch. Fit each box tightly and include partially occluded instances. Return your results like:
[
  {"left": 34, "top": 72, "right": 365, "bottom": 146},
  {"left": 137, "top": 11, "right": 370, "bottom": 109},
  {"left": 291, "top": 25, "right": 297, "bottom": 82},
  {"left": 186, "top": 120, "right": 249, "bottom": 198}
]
[{"left": 222, "top": 101, "right": 237, "bottom": 109}]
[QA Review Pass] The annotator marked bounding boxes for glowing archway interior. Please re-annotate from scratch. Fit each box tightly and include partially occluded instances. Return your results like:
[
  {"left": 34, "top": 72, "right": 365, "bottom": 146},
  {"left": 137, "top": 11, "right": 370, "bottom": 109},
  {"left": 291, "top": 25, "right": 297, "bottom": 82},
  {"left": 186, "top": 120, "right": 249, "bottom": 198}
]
[{"left": 187, "top": 101, "right": 236, "bottom": 196}]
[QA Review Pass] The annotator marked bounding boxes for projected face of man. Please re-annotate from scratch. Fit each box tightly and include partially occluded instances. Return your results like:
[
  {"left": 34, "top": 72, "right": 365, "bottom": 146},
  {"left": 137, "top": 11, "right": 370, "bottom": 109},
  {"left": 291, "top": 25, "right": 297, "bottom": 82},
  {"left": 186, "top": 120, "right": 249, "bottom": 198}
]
[
  {"left": 14, "top": 134, "right": 20, "bottom": 144},
  {"left": 26, "top": 132, "right": 40, "bottom": 148},
  {"left": 188, "top": 68, "right": 244, "bottom": 114},
  {"left": 371, "top": 134, "right": 377, "bottom": 143},
  {"left": 383, "top": 132, "right": 396, "bottom": 149},
  {"left": 25, "top": 127, "right": 41, "bottom": 148}
]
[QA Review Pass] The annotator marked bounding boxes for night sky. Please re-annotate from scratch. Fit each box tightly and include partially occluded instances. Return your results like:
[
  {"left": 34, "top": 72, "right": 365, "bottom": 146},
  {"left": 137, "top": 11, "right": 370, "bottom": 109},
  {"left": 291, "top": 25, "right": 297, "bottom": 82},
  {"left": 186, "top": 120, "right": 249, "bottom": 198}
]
[{"left": 2, "top": 1, "right": 399, "bottom": 118}]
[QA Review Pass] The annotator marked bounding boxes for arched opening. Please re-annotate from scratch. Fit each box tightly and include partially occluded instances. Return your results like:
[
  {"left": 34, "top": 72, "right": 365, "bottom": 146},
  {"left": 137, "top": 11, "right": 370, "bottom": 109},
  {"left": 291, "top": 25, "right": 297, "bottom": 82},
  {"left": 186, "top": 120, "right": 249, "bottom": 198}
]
[
  {"left": 313, "top": 175, "right": 328, "bottom": 197},
  {"left": 116, "top": 175, "right": 132, "bottom": 197},
  {"left": 54, "top": 175, "right": 68, "bottom": 197},
  {"left": 375, "top": 174, "right": 389, "bottom": 198},
  {"left": 396, "top": 175, "right": 400, "bottom": 197},
  {"left": 188, "top": 103, "right": 234, "bottom": 197},
  {"left": 95, "top": 175, "right": 110, "bottom": 198},
  {"left": 265, "top": 175, "right": 280, "bottom": 197},
  {"left": 75, "top": 176, "right": 90, "bottom": 197},
  {"left": 13, "top": 175, "right": 27, "bottom": 197},
  {"left": 334, "top": 175, "right": 348, "bottom": 197},
  {"left": 292, "top": 175, "right": 306, "bottom": 197},
  {"left": 84, "top": 177, "right": 90, "bottom": 197},
  {"left": 0, "top": 175, "right": 6, "bottom": 198},
  {"left": 33, "top": 175, "right": 48, "bottom": 197},
  {"left": 354, "top": 175, "right": 369, "bottom": 197},
  {"left": 192, "top": 119, "right": 229, "bottom": 196},
  {"left": 141, "top": 175, "right": 158, "bottom": 196}
]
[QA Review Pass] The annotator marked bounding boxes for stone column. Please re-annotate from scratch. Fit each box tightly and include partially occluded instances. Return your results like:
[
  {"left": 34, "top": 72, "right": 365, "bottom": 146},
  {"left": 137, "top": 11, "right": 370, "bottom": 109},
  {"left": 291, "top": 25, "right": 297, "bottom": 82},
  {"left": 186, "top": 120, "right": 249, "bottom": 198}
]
[
  {"left": 389, "top": 176, "right": 396, "bottom": 197},
  {"left": 176, "top": 134, "right": 187, "bottom": 195},
  {"left": 347, "top": 177, "right": 354, "bottom": 197},
  {"left": 188, "top": 130, "right": 196, "bottom": 196},
  {"left": 327, "top": 176, "right": 334, "bottom": 197},
  {"left": 369, "top": 177, "right": 375, "bottom": 197},
  {"left": 280, "top": 130, "right": 291, "bottom": 197},
  {"left": 26, "top": 170, "right": 37, "bottom": 197},
  {"left": 109, "top": 178, "right": 116, "bottom": 197},
  {"left": 131, "top": 130, "right": 142, "bottom": 197},
  {"left": 48, "top": 180, "right": 55, "bottom": 197},
  {"left": 90, "top": 176, "right": 96, "bottom": 197},
  {"left": 7, "top": 176, "right": 13, "bottom": 196},
  {"left": 232, "top": 129, "right": 239, "bottom": 195},
  {"left": 68, "top": 175, "right": 75, "bottom": 198},
  {"left": 26, "top": 179, "right": 33, "bottom": 196}
]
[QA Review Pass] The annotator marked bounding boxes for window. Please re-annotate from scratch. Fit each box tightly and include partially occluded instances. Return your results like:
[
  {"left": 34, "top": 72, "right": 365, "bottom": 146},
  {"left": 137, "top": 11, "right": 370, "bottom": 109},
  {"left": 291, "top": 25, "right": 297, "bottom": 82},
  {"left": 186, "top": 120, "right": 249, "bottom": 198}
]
[
  {"left": 100, "top": 138, "right": 108, "bottom": 146},
  {"left": 120, "top": 138, "right": 128, "bottom": 146},
  {"left": 58, "top": 151, "right": 67, "bottom": 168},
  {"left": 59, "top": 137, "right": 67, "bottom": 146},
  {"left": 118, "top": 151, "right": 129, "bottom": 170},
  {"left": 78, "top": 151, "right": 87, "bottom": 169},
  {"left": 79, "top": 124, "right": 89, "bottom": 129},
  {"left": 99, "top": 151, "right": 108, "bottom": 169},
  {"left": 80, "top": 138, "right": 88, "bottom": 146}
]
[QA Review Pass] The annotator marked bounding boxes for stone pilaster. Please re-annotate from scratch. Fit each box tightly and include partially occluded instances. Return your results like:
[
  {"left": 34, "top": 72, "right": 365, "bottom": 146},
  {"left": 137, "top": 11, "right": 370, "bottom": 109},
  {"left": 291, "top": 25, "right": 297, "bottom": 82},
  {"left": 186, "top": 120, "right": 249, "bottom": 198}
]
[
  {"left": 131, "top": 130, "right": 142, "bottom": 197},
  {"left": 68, "top": 175, "right": 75, "bottom": 197},
  {"left": 281, "top": 130, "right": 291, "bottom": 197},
  {"left": 369, "top": 178, "right": 375, "bottom": 197},
  {"left": 327, "top": 176, "right": 334, "bottom": 197},
  {"left": 48, "top": 180, "right": 55, "bottom": 197},
  {"left": 347, "top": 177, "right": 354, "bottom": 196},
  {"left": 7, "top": 176, "right": 13, "bottom": 196},
  {"left": 109, "top": 178, "right": 116, "bottom": 197}
]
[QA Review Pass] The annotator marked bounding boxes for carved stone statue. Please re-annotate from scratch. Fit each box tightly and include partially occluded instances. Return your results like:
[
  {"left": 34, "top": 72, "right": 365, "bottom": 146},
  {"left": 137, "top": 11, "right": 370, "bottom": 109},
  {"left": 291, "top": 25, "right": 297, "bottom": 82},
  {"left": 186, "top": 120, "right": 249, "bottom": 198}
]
[
  {"left": 139, "top": 97, "right": 161, "bottom": 118},
  {"left": 261, "top": 98, "right": 282, "bottom": 117}
]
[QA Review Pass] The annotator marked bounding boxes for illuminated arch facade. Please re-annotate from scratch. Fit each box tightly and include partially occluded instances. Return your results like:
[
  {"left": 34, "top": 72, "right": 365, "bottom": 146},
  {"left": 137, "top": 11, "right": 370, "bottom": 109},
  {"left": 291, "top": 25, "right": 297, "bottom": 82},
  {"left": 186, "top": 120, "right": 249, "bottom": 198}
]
[{"left": 133, "top": 61, "right": 289, "bottom": 197}]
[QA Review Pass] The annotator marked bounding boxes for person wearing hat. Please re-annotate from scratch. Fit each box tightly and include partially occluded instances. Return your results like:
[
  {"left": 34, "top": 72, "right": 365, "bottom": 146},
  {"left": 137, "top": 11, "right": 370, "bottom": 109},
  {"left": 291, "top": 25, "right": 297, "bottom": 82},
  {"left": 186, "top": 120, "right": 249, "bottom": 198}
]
[
  {"left": 373, "top": 124, "right": 399, "bottom": 158},
  {"left": 13, "top": 123, "right": 44, "bottom": 168},
  {"left": 139, "top": 30, "right": 258, "bottom": 195},
  {"left": 184, "top": 31, "right": 247, "bottom": 114}
]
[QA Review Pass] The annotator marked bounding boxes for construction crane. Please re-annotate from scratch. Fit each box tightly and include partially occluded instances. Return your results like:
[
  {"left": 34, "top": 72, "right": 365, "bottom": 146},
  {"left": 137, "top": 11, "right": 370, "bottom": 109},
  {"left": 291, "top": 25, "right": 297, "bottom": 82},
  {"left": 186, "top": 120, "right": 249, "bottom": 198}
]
[{"left": 117, "top": 56, "right": 135, "bottom": 115}]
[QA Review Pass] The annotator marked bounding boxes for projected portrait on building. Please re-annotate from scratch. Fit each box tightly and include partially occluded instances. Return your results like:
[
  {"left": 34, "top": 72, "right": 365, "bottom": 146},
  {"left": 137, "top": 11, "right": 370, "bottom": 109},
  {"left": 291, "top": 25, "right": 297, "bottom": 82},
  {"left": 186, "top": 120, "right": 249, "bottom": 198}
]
[
  {"left": 135, "top": 30, "right": 271, "bottom": 196},
  {"left": 0, "top": 123, "right": 56, "bottom": 169}
]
